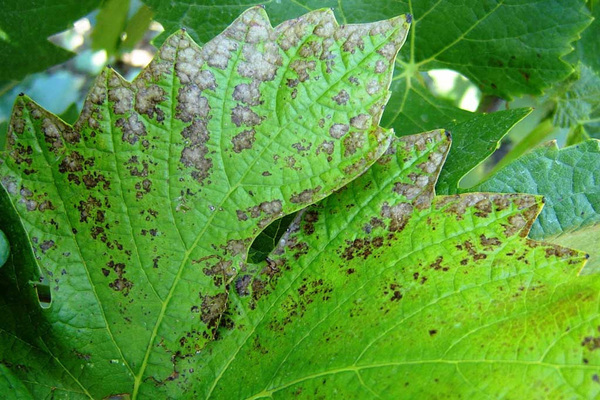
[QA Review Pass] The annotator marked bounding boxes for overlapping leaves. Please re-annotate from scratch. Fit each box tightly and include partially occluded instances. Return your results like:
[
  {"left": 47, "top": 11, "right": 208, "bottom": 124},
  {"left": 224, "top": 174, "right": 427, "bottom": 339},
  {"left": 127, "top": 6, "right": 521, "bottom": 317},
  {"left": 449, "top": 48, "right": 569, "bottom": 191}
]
[
  {"left": 1, "top": 6, "right": 599, "bottom": 400},
  {"left": 0, "top": 7, "right": 409, "bottom": 397}
]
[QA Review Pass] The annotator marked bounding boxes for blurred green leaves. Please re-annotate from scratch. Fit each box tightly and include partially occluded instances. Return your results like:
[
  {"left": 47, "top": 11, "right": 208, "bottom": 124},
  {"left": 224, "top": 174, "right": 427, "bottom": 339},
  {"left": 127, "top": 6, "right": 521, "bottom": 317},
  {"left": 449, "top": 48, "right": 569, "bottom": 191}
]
[{"left": 0, "top": 0, "right": 100, "bottom": 82}]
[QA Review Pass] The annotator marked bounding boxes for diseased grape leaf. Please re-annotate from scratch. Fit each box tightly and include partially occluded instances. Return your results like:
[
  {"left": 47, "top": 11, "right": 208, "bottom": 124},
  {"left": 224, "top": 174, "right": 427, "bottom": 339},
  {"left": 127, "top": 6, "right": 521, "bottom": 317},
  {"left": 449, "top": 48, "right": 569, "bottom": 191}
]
[
  {"left": 144, "top": 0, "right": 592, "bottom": 98},
  {"left": 472, "top": 140, "right": 600, "bottom": 273},
  {"left": 381, "top": 76, "right": 531, "bottom": 194},
  {"left": 0, "top": 8, "right": 409, "bottom": 397},
  {"left": 0, "top": 0, "right": 101, "bottom": 81},
  {"left": 189, "top": 130, "right": 596, "bottom": 399}
]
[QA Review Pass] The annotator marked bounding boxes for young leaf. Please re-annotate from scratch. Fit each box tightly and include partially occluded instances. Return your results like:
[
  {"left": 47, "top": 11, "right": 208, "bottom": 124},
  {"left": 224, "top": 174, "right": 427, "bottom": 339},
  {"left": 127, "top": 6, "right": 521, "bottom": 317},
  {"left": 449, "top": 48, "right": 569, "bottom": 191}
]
[
  {"left": 472, "top": 140, "right": 600, "bottom": 273},
  {"left": 191, "top": 130, "right": 595, "bottom": 399},
  {"left": 0, "top": 8, "right": 410, "bottom": 397}
]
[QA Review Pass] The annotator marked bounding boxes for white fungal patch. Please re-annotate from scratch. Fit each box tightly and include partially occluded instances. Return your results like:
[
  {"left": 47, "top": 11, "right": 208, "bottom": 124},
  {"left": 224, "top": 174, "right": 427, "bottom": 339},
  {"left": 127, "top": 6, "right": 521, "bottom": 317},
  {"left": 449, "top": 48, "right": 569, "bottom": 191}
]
[
  {"left": 117, "top": 114, "right": 147, "bottom": 145},
  {"left": 335, "top": 24, "right": 370, "bottom": 53},
  {"left": 238, "top": 42, "right": 281, "bottom": 82},
  {"left": 41, "top": 118, "right": 64, "bottom": 151},
  {"left": 375, "top": 60, "right": 387, "bottom": 73},
  {"left": 233, "top": 82, "right": 262, "bottom": 106},
  {"left": 201, "top": 36, "right": 238, "bottom": 70},
  {"left": 377, "top": 42, "right": 399, "bottom": 61},
  {"left": 343, "top": 131, "right": 366, "bottom": 156},
  {"left": 176, "top": 85, "right": 209, "bottom": 122},
  {"left": 316, "top": 140, "right": 334, "bottom": 155},
  {"left": 366, "top": 79, "right": 381, "bottom": 96},
  {"left": 329, "top": 123, "right": 349, "bottom": 139},
  {"left": 30, "top": 108, "right": 42, "bottom": 119},
  {"left": 290, "top": 59, "right": 316, "bottom": 82},
  {"left": 332, "top": 89, "right": 350, "bottom": 105},
  {"left": 109, "top": 86, "right": 133, "bottom": 115},
  {"left": 231, "top": 105, "right": 262, "bottom": 127},
  {"left": 350, "top": 114, "right": 371, "bottom": 130},
  {"left": 134, "top": 84, "right": 166, "bottom": 121},
  {"left": 314, "top": 15, "right": 336, "bottom": 38},
  {"left": 196, "top": 70, "right": 217, "bottom": 91}
]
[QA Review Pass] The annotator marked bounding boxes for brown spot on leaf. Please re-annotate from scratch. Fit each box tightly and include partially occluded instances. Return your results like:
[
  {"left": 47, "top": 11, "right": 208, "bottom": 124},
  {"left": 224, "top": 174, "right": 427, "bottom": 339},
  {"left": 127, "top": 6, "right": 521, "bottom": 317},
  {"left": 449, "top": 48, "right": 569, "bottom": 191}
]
[
  {"left": 232, "top": 129, "right": 256, "bottom": 153},
  {"left": 200, "top": 293, "right": 228, "bottom": 329},
  {"left": 231, "top": 105, "right": 262, "bottom": 127},
  {"left": 332, "top": 89, "right": 349, "bottom": 105},
  {"left": 135, "top": 84, "right": 166, "bottom": 121},
  {"left": 290, "top": 186, "right": 322, "bottom": 204},
  {"left": 329, "top": 123, "right": 349, "bottom": 139}
]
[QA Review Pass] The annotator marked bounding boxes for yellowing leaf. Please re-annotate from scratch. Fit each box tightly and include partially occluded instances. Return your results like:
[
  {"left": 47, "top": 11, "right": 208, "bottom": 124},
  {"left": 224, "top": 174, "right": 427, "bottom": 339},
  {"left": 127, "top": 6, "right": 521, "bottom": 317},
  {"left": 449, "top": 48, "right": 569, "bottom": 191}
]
[{"left": 0, "top": 8, "right": 409, "bottom": 397}]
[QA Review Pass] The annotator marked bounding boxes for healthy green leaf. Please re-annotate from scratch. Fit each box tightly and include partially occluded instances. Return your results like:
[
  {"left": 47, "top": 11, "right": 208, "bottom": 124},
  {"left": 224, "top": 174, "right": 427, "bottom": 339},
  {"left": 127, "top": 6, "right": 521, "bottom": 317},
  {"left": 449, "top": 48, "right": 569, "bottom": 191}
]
[
  {"left": 193, "top": 130, "right": 594, "bottom": 399},
  {"left": 144, "top": 0, "right": 592, "bottom": 98},
  {"left": 568, "top": 2, "right": 600, "bottom": 74},
  {"left": 0, "top": 8, "right": 409, "bottom": 397},
  {"left": 0, "top": 229, "right": 7, "bottom": 267},
  {"left": 472, "top": 139, "right": 600, "bottom": 273},
  {"left": 381, "top": 76, "right": 472, "bottom": 135},
  {"left": 121, "top": 5, "right": 155, "bottom": 52},
  {"left": 91, "top": 0, "right": 131, "bottom": 57},
  {"left": 247, "top": 212, "right": 296, "bottom": 263},
  {"left": 0, "top": 0, "right": 101, "bottom": 81},
  {"left": 554, "top": 65, "right": 600, "bottom": 138}
]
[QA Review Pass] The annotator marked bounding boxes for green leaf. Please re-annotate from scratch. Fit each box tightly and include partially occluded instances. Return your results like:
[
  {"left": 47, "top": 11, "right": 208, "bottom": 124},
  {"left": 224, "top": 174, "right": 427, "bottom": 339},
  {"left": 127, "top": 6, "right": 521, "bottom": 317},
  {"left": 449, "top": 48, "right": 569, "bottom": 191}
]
[
  {"left": 568, "top": 2, "right": 600, "bottom": 74},
  {"left": 121, "top": 4, "right": 155, "bottom": 52},
  {"left": 0, "top": 0, "right": 101, "bottom": 81},
  {"left": 195, "top": 130, "right": 594, "bottom": 399},
  {"left": 0, "top": 229, "right": 7, "bottom": 267},
  {"left": 247, "top": 212, "right": 296, "bottom": 263},
  {"left": 380, "top": 76, "right": 531, "bottom": 194},
  {"left": 0, "top": 8, "right": 409, "bottom": 397},
  {"left": 144, "top": 0, "right": 592, "bottom": 98},
  {"left": 381, "top": 75, "right": 472, "bottom": 135},
  {"left": 91, "top": 0, "right": 131, "bottom": 56},
  {"left": 554, "top": 65, "right": 600, "bottom": 138},
  {"left": 471, "top": 139, "right": 600, "bottom": 273},
  {"left": 436, "top": 108, "right": 531, "bottom": 194}
]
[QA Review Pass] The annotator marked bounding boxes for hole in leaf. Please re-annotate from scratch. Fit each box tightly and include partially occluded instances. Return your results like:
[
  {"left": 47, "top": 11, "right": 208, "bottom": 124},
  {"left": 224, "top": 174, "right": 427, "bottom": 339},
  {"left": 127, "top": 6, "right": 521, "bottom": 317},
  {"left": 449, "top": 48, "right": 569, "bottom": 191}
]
[
  {"left": 248, "top": 212, "right": 297, "bottom": 263},
  {"left": 29, "top": 276, "right": 52, "bottom": 308}
]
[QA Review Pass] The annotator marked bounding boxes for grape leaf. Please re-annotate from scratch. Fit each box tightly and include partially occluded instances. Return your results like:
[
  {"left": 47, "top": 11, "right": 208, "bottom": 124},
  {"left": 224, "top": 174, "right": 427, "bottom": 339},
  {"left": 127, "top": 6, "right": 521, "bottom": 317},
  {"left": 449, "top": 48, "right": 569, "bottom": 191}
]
[
  {"left": 0, "top": 8, "right": 409, "bottom": 397},
  {"left": 553, "top": 65, "right": 600, "bottom": 139},
  {"left": 0, "top": 0, "right": 101, "bottom": 81},
  {"left": 381, "top": 76, "right": 531, "bottom": 193},
  {"left": 144, "top": 0, "right": 592, "bottom": 98},
  {"left": 189, "top": 130, "right": 596, "bottom": 399},
  {"left": 568, "top": 2, "right": 600, "bottom": 75},
  {"left": 472, "top": 140, "right": 600, "bottom": 273}
]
